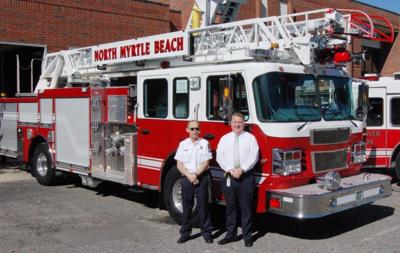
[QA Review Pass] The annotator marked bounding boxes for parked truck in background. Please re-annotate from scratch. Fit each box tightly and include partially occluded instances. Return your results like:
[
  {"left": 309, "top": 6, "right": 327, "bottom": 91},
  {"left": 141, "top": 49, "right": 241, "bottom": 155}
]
[{"left": 353, "top": 73, "right": 400, "bottom": 180}]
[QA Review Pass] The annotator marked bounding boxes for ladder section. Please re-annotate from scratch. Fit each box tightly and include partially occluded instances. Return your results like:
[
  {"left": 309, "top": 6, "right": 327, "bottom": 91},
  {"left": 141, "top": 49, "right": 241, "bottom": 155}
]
[
  {"left": 35, "top": 8, "right": 393, "bottom": 93},
  {"left": 212, "top": 0, "right": 246, "bottom": 24},
  {"left": 35, "top": 31, "right": 190, "bottom": 92},
  {"left": 186, "top": 0, "right": 246, "bottom": 30},
  {"left": 190, "top": 8, "right": 392, "bottom": 65},
  {"left": 345, "top": 10, "right": 394, "bottom": 43},
  {"left": 190, "top": 8, "right": 352, "bottom": 65}
]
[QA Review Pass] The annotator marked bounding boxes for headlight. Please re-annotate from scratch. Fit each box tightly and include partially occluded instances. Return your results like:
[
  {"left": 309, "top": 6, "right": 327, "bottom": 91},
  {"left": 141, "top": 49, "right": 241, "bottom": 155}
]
[
  {"left": 316, "top": 171, "right": 341, "bottom": 190},
  {"left": 352, "top": 141, "right": 366, "bottom": 164},
  {"left": 273, "top": 148, "right": 302, "bottom": 176}
]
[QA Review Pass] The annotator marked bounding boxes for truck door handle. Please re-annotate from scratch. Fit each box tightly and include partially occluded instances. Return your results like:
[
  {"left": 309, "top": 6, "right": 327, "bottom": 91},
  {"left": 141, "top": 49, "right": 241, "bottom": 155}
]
[
  {"left": 141, "top": 129, "right": 150, "bottom": 135},
  {"left": 203, "top": 133, "right": 214, "bottom": 140}
]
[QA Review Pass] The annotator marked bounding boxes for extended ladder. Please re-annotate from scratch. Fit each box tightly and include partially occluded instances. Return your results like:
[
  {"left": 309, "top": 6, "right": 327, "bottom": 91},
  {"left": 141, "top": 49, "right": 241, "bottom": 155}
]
[
  {"left": 190, "top": 8, "right": 394, "bottom": 65},
  {"left": 35, "top": 8, "right": 394, "bottom": 93}
]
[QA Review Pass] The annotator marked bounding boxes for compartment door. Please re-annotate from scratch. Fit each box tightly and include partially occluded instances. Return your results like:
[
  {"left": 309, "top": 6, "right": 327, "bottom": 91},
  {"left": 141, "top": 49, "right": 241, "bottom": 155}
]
[{"left": 55, "top": 98, "right": 90, "bottom": 169}]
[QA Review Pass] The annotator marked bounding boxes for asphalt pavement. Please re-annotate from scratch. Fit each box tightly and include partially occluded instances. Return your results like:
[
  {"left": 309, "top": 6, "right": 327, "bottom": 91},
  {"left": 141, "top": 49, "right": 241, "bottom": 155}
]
[{"left": 0, "top": 161, "right": 399, "bottom": 253}]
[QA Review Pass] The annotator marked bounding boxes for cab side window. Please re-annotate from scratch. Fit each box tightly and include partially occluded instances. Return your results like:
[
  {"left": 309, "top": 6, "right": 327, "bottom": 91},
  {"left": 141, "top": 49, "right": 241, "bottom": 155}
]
[
  {"left": 144, "top": 78, "right": 168, "bottom": 118},
  {"left": 391, "top": 98, "right": 400, "bottom": 126},
  {"left": 206, "top": 74, "right": 249, "bottom": 120},
  {"left": 366, "top": 97, "right": 383, "bottom": 126},
  {"left": 173, "top": 78, "right": 189, "bottom": 119}
]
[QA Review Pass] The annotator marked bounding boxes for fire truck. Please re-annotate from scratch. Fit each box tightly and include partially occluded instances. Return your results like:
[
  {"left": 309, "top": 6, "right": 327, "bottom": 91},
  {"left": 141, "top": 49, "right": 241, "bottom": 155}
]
[
  {"left": 353, "top": 73, "right": 400, "bottom": 181},
  {"left": 0, "top": 3, "right": 395, "bottom": 223}
]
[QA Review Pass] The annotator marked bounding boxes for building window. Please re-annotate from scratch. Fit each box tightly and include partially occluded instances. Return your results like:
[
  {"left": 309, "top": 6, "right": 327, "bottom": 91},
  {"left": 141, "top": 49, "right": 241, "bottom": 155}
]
[
  {"left": 366, "top": 97, "right": 383, "bottom": 126},
  {"left": 173, "top": 77, "right": 189, "bottom": 119},
  {"left": 391, "top": 98, "right": 400, "bottom": 126},
  {"left": 143, "top": 78, "right": 168, "bottom": 118}
]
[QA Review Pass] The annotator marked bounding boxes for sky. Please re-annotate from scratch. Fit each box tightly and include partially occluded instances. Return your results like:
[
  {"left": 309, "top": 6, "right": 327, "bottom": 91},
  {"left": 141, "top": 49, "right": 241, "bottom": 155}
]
[{"left": 356, "top": 0, "right": 400, "bottom": 14}]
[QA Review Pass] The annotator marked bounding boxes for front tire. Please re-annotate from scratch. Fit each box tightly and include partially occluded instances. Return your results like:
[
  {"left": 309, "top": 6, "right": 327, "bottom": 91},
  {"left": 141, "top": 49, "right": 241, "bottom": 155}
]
[
  {"left": 31, "top": 143, "right": 55, "bottom": 185},
  {"left": 163, "top": 166, "right": 200, "bottom": 226}
]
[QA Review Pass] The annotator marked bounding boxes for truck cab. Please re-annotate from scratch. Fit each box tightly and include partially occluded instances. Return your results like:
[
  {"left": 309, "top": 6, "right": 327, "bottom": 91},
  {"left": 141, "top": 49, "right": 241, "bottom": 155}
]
[{"left": 354, "top": 74, "right": 400, "bottom": 180}]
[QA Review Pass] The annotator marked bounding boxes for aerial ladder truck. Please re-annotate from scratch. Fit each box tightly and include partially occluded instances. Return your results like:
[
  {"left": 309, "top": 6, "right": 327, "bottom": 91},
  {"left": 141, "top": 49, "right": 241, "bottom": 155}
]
[{"left": 0, "top": 2, "right": 395, "bottom": 223}]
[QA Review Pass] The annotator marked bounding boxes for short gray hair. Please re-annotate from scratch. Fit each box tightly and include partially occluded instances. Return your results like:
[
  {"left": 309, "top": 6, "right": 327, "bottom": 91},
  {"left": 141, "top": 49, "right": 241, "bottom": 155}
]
[{"left": 230, "top": 112, "right": 244, "bottom": 121}]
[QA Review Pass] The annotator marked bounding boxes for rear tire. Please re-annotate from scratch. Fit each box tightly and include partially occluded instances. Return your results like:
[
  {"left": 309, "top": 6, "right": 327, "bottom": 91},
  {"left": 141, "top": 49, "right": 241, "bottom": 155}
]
[
  {"left": 395, "top": 153, "right": 400, "bottom": 182},
  {"left": 31, "top": 143, "right": 55, "bottom": 186},
  {"left": 163, "top": 166, "right": 200, "bottom": 226}
]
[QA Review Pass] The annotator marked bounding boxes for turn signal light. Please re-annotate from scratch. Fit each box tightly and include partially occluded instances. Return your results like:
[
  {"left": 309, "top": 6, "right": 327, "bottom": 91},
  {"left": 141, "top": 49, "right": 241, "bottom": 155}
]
[{"left": 269, "top": 198, "right": 281, "bottom": 209}]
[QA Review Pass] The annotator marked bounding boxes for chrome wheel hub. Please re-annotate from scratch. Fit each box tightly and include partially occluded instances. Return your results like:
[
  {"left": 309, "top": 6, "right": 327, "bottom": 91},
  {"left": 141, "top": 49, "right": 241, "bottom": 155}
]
[
  {"left": 172, "top": 179, "right": 197, "bottom": 213},
  {"left": 36, "top": 153, "right": 48, "bottom": 177}
]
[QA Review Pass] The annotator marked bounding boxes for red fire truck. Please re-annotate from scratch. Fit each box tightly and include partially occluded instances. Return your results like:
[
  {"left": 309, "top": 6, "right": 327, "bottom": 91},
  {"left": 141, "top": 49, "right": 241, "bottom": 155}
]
[
  {"left": 0, "top": 7, "right": 395, "bottom": 223},
  {"left": 353, "top": 73, "right": 400, "bottom": 180}
]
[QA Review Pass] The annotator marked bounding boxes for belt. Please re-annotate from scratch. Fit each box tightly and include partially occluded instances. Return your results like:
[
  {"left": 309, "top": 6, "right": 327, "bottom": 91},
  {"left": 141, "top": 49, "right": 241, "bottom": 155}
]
[{"left": 224, "top": 170, "right": 254, "bottom": 177}]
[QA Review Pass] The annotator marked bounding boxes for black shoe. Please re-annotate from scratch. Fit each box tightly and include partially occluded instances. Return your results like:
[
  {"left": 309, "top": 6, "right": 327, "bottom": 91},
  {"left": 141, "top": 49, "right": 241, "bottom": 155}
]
[
  {"left": 177, "top": 236, "right": 190, "bottom": 244},
  {"left": 244, "top": 239, "right": 253, "bottom": 247},
  {"left": 218, "top": 236, "right": 236, "bottom": 245},
  {"left": 204, "top": 237, "right": 213, "bottom": 244}
]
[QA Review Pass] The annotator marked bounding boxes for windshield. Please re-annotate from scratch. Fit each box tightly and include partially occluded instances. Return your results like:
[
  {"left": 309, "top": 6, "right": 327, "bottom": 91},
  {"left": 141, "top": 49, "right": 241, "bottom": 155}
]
[
  {"left": 318, "top": 76, "right": 355, "bottom": 121},
  {"left": 253, "top": 72, "right": 321, "bottom": 122}
]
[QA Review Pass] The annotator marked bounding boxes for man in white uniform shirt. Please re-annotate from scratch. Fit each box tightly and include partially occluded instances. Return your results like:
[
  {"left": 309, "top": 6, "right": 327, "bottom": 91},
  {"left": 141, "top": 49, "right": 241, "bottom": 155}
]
[
  {"left": 174, "top": 121, "right": 213, "bottom": 244},
  {"left": 216, "top": 112, "right": 259, "bottom": 247}
]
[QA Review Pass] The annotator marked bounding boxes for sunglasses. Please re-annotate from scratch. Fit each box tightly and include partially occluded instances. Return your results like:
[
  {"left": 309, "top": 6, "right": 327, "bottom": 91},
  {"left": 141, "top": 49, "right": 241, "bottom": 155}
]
[{"left": 189, "top": 127, "right": 200, "bottom": 131}]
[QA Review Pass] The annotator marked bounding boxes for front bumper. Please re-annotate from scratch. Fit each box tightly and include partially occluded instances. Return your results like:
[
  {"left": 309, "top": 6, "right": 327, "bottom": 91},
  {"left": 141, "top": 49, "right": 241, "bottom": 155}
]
[{"left": 267, "top": 173, "right": 391, "bottom": 219}]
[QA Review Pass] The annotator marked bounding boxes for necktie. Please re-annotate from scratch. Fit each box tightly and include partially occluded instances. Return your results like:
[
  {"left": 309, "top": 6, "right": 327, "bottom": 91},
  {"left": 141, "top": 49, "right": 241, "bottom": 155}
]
[{"left": 233, "top": 134, "right": 240, "bottom": 168}]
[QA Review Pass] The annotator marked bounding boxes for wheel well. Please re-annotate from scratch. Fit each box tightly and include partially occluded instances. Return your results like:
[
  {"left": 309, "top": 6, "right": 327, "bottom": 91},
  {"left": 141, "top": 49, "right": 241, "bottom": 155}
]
[
  {"left": 29, "top": 136, "right": 47, "bottom": 162},
  {"left": 159, "top": 151, "right": 177, "bottom": 210},
  {"left": 391, "top": 144, "right": 400, "bottom": 168}
]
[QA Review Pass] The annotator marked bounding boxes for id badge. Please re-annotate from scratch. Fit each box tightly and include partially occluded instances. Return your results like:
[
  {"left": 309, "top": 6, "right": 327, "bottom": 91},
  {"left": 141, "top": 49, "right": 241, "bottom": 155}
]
[{"left": 226, "top": 176, "right": 231, "bottom": 187}]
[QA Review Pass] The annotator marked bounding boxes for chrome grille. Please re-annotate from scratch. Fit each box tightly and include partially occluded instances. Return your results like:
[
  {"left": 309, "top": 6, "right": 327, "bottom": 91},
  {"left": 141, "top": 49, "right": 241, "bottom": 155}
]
[
  {"left": 311, "top": 128, "right": 350, "bottom": 145},
  {"left": 312, "top": 149, "right": 347, "bottom": 173}
]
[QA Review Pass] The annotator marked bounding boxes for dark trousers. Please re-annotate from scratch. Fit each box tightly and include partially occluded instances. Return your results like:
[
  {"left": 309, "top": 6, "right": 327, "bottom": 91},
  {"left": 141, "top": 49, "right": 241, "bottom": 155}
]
[
  {"left": 220, "top": 172, "right": 255, "bottom": 240},
  {"left": 180, "top": 174, "right": 212, "bottom": 238}
]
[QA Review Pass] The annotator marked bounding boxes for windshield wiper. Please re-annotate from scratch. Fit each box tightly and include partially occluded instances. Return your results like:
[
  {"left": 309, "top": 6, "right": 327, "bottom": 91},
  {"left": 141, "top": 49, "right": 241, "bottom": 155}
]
[
  {"left": 297, "top": 121, "right": 313, "bottom": 131},
  {"left": 349, "top": 119, "right": 357, "bottom": 127},
  {"left": 322, "top": 105, "right": 357, "bottom": 127},
  {"left": 322, "top": 104, "right": 345, "bottom": 118}
]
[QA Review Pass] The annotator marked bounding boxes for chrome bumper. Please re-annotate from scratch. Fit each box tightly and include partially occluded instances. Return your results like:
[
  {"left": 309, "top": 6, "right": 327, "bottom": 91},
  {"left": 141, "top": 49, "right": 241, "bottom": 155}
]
[{"left": 267, "top": 173, "right": 391, "bottom": 219}]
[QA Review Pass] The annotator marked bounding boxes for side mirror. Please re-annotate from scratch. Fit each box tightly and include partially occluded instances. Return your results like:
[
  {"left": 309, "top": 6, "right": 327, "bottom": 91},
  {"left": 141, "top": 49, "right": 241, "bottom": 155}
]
[
  {"left": 356, "top": 83, "right": 369, "bottom": 121},
  {"left": 355, "top": 107, "right": 364, "bottom": 120}
]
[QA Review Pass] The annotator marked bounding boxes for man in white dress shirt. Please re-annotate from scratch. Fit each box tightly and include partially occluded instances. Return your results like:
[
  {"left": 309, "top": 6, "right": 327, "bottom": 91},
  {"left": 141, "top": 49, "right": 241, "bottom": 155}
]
[
  {"left": 174, "top": 121, "right": 213, "bottom": 244},
  {"left": 216, "top": 112, "right": 259, "bottom": 247}
]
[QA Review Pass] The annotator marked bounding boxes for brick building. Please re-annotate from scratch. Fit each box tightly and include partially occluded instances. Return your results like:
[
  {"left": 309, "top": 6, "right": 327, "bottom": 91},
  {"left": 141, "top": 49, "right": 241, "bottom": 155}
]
[
  {"left": 0, "top": 0, "right": 398, "bottom": 95},
  {"left": 0, "top": 0, "right": 181, "bottom": 95}
]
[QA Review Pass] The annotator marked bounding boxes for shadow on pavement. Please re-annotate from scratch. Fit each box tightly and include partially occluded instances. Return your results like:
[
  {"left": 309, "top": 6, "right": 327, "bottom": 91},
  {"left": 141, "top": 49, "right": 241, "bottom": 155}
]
[
  {"left": 0, "top": 157, "right": 19, "bottom": 170},
  {"left": 77, "top": 180, "right": 160, "bottom": 209},
  {"left": 252, "top": 204, "right": 394, "bottom": 240},
  {"left": 38, "top": 173, "right": 400, "bottom": 240},
  {"left": 2, "top": 158, "right": 395, "bottom": 239},
  {"left": 195, "top": 203, "right": 394, "bottom": 241}
]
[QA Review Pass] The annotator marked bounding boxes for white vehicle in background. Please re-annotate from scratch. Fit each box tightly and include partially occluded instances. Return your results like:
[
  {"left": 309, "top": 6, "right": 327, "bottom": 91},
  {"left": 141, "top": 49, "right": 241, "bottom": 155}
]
[{"left": 353, "top": 73, "right": 400, "bottom": 180}]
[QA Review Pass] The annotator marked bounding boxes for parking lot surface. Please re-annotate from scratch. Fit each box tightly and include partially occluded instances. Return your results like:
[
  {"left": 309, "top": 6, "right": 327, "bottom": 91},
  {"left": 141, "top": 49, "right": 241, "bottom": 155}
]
[{"left": 1, "top": 162, "right": 399, "bottom": 253}]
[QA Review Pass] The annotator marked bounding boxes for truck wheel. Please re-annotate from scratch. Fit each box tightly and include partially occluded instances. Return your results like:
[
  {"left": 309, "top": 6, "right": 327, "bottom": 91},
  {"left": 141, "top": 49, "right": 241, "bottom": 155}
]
[
  {"left": 395, "top": 153, "right": 400, "bottom": 181},
  {"left": 31, "top": 143, "right": 55, "bottom": 186},
  {"left": 163, "top": 166, "right": 200, "bottom": 226}
]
